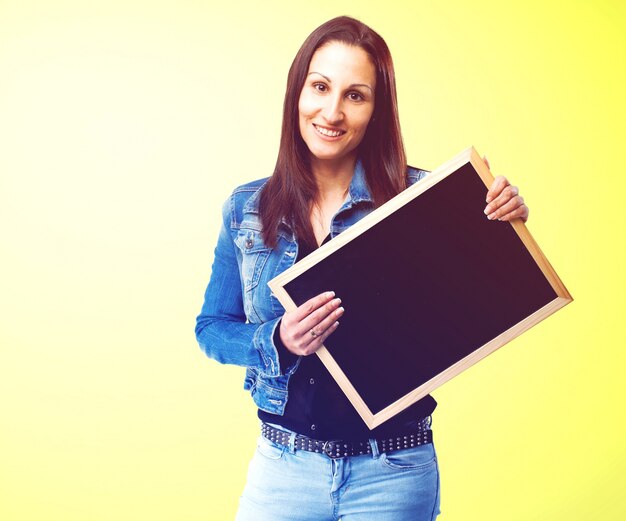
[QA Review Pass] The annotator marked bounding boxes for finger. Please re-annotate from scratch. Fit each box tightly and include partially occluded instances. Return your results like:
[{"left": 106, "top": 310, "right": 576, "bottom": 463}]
[
  {"left": 485, "top": 175, "right": 508, "bottom": 204},
  {"left": 280, "top": 294, "right": 340, "bottom": 354},
  {"left": 499, "top": 203, "right": 529, "bottom": 223},
  {"left": 292, "top": 302, "right": 342, "bottom": 355},
  {"left": 299, "top": 297, "right": 343, "bottom": 334},
  {"left": 484, "top": 184, "right": 518, "bottom": 217},
  {"left": 486, "top": 194, "right": 524, "bottom": 221},
  {"left": 486, "top": 190, "right": 521, "bottom": 220},
  {"left": 301, "top": 321, "right": 340, "bottom": 356},
  {"left": 292, "top": 291, "right": 336, "bottom": 321},
  {"left": 307, "top": 302, "right": 344, "bottom": 338},
  {"left": 280, "top": 311, "right": 337, "bottom": 356}
]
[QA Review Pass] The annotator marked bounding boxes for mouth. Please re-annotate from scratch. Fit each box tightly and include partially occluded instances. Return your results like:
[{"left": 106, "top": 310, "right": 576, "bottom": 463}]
[{"left": 313, "top": 123, "right": 346, "bottom": 138}]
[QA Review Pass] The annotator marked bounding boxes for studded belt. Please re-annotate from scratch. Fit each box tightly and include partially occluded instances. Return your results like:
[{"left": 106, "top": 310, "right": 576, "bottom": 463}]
[{"left": 260, "top": 418, "right": 432, "bottom": 460}]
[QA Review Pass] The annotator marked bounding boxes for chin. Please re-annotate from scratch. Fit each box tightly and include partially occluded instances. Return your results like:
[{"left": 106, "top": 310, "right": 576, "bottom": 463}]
[
  {"left": 307, "top": 144, "right": 354, "bottom": 163},
  {"left": 311, "top": 152, "right": 346, "bottom": 163}
]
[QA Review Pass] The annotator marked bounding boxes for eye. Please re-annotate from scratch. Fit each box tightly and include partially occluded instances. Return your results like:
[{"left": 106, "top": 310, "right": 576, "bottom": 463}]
[
  {"left": 313, "top": 82, "right": 328, "bottom": 93},
  {"left": 347, "top": 91, "right": 365, "bottom": 102}
]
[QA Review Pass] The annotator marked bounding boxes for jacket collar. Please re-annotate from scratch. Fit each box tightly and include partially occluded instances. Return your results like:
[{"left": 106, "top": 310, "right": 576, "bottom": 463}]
[
  {"left": 242, "top": 183, "right": 264, "bottom": 215},
  {"left": 346, "top": 159, "right": 373, "bottom": 206},
  {"left": 243, "top": 159, "right": 373, "bottom": 216}
]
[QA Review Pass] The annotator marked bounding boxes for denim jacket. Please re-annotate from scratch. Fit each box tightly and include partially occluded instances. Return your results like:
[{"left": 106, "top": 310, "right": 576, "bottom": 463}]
[{"left": 195, "top": 161, "right": 428, "bottom": 415}]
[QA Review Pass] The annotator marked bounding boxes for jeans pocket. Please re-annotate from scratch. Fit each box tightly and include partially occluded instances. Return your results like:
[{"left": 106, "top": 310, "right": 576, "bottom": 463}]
[
  {"left": 381, "top": 443, "right": 437, "bottom": 471},
  {"left": 256, "top": 435, "right": 286, "bottom": 461}
]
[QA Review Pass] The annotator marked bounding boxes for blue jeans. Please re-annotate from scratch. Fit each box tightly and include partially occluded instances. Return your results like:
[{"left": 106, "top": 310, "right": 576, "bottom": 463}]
[{"left": 235, "top": 423, "right": 441, "bottom": 521}]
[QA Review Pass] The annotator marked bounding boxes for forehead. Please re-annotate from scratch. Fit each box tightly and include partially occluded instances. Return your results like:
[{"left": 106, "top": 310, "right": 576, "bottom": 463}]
[{"left": 308, "top": 41, "right": 376, "bottom": 87}]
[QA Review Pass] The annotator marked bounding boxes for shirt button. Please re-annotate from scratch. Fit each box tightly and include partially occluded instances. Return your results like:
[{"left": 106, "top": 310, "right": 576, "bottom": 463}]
[
  {"left": 309, "top": 378, "right": 315, "bottom": 385},
  {"left": 311, "top": 424, "right": 316, "bottom": 431}
]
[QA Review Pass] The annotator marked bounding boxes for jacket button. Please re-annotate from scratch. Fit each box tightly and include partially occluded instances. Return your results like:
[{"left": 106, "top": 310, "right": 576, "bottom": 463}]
[
  {"left": 244, "top": 231, "right": 254, "bottom": 249},
  {"left": 309, "top": 378, "right": 315, "bottom": 385}
]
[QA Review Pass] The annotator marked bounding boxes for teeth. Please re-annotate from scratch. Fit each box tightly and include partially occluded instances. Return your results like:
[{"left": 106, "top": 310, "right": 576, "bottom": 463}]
[{"left": 315, "top": 125, "right": 343, "bottom": 137}]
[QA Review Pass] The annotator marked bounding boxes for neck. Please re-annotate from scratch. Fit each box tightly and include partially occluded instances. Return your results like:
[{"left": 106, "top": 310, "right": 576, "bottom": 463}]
[{"left": 310, "top": 154, "right": 356, "bottom": 201}]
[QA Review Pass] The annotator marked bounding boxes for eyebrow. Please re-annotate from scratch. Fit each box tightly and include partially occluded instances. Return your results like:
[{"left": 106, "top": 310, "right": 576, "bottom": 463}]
[{"left": 307, "top": 71, "right": 374, "bottom": 93}]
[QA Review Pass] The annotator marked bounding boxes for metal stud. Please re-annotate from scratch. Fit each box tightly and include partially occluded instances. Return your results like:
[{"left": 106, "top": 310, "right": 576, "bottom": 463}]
[{"left": 244, "top": 231, "right": 254, "bottom": 249}]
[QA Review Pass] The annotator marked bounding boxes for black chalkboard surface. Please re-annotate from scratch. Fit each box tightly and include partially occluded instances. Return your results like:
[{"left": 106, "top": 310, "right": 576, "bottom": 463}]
[{"left": 269, "top": 147, "right": 572, "bottom": 429}]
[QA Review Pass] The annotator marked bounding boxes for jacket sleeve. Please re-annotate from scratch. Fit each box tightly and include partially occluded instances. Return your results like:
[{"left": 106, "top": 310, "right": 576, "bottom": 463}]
[{"left": 194, "top": 197, "right": 299, "bottom": 378}]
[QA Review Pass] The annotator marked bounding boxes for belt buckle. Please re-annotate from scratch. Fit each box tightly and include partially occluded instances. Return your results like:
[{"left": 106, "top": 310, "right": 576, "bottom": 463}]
[{"left": 322, "top": 440, "right": 343, "bottom": 459}]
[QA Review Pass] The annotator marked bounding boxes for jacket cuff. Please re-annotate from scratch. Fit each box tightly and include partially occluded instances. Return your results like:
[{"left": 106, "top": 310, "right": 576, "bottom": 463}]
[
  {"left": 273, "top": 319, "right": 300, "bottom": 374},
  {"left": 252, "top": 317, "right": 300, "bottom": 377}
]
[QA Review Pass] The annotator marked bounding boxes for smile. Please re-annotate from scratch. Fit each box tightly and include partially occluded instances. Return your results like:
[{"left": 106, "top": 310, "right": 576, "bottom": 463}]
[{"left": 313, "top": 124, "right": 346, "bottom": 138}]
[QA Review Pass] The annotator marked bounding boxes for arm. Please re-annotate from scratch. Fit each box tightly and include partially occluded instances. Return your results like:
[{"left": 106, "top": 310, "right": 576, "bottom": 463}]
[{"left": 194, "top": 198, "right": 294, "bottom": 378}]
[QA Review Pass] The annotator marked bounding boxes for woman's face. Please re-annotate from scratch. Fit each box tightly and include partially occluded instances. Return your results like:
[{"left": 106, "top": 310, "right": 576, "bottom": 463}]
[{"left": 298, "top": 41, "right": 376, "bottom": 167}]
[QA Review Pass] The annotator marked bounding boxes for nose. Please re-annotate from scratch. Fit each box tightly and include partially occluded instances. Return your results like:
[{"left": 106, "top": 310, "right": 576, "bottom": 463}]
[{"left": 321, "top": 93, "right": 344, "bottom": 124}]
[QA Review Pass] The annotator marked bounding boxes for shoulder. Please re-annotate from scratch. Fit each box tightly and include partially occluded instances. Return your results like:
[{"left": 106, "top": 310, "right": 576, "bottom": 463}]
[
  {"left": 222, "top": 176, "right": 270, "bottom": 229},
  {"left": 231, "top": 177, "right": 270, "bottom": 195},
  {"left": 406, "top": 165, "right": 430, "bottom": 187}
]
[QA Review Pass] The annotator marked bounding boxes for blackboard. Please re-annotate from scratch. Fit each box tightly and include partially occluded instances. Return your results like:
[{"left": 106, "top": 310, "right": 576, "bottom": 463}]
[{"left": 268, "top": 147, "right": 572, "bottom": 429}]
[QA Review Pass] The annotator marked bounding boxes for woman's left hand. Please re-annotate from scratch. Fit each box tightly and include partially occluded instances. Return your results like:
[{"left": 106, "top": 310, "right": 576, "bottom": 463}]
[{"left": 482, "top": 156, "right": 529, "bottom": 223}]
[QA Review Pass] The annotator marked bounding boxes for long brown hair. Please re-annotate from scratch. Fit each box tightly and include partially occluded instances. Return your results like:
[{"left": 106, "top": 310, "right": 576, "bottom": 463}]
[{"left": 260, "top": 16, "right": 407, "bottom": 249}]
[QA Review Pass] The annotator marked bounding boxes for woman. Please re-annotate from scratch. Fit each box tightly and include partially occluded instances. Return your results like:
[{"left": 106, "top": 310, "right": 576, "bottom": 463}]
[{"left": 195, "top": 16, "right": 528, "bottom": 521}]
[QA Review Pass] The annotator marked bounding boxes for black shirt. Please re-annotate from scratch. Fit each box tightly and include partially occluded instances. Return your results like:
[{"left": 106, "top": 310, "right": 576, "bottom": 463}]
[{"left": 258, "top": 234, "right": 437, "bottom": 440}]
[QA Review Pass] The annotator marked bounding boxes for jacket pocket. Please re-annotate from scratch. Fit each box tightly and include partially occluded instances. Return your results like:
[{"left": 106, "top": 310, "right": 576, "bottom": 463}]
[{"left": 234, "top": 228, "right": 272, "bottom": 292}]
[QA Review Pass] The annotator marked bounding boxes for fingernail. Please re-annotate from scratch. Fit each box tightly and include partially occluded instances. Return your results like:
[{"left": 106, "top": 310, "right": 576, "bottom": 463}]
[
  {"left": 488, "top": 212, "right": 496, "bottom": 220},
  {"left": 484, "top": 206, "right": 490, "bottom": 215},
  {"left": 486, "top": 196, "right": 492, "bottom": 203},
  {"left": 327, "top": 291, "right": 335, "bottom": 298}
]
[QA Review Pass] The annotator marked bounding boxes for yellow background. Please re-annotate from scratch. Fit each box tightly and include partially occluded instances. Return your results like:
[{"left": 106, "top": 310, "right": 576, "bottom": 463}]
[{"left": 1, "top": 0, "right": 624, "bottom": 519}]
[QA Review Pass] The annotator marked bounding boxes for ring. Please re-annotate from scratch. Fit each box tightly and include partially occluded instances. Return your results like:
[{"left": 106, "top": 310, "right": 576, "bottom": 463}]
[{"left": 310, "top": 329, "right": 319, "bottom": 337}]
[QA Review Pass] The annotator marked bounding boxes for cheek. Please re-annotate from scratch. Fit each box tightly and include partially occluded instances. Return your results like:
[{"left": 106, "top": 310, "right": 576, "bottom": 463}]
[
  {"left": 298, "top": 108, "right": 308, "bottom": 139},
  {"left": 298, "top": 91, "right": 316, "bottom": 120},
  {"left": 355, "top": 110, "right": 374, "bottom": 136}
]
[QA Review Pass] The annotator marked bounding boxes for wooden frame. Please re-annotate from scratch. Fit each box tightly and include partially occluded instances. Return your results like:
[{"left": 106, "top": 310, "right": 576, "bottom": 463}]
[{"left": 268, "top": 147, "right": 572, "bottom": 429}]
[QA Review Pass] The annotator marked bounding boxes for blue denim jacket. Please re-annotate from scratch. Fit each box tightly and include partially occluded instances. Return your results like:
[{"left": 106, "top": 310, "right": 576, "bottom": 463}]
[{"left": 195, "top": 161, "right": 428, "bottom": 415}]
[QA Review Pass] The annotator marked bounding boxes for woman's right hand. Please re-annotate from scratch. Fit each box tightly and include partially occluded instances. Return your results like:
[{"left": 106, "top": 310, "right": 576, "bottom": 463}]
[{"left": 279, "top": 291, "right": 344, "bottom": 356}]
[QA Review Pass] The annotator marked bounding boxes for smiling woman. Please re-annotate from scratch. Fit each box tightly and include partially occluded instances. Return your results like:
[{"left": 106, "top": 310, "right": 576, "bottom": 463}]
[
  {"left": 298, "top": 43, "right": 376, "bottom": 166},
  {"left": 257, "top": 17, "right": 412, "bottom": 254},
  {"left": 194, "top": 15, "right": 529, "bottom": 521},
  {"left": 298, "top": 42, "right": 376, "bottom": 244}
]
